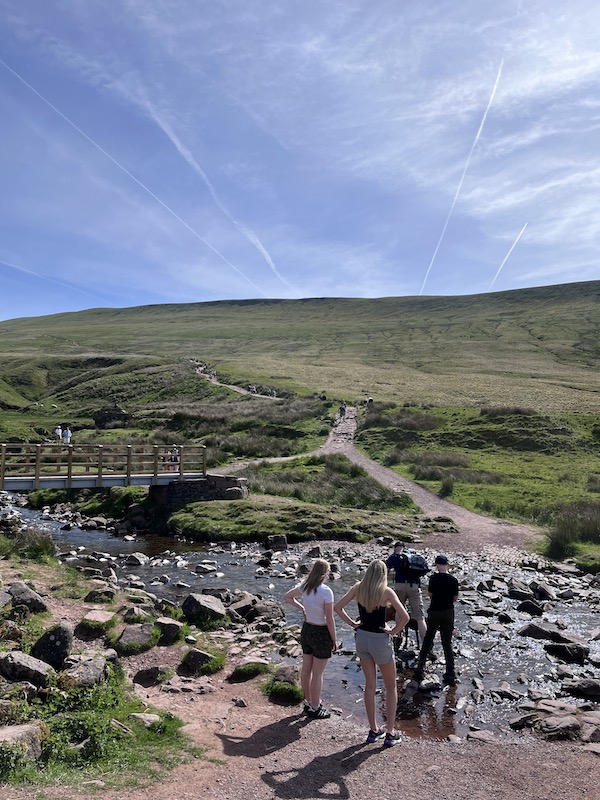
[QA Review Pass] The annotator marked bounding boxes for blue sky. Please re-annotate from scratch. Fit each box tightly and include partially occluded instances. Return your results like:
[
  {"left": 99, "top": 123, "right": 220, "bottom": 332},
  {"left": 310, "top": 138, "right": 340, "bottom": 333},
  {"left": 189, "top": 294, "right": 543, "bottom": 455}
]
[{"left": 1, "top": 1, "right": 600, "bottom": 321}]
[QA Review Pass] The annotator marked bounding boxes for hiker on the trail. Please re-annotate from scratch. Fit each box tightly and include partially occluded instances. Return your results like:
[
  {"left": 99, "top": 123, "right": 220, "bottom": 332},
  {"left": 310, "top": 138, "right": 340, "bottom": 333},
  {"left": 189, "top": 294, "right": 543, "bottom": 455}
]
[
  {"left": 54, "top": 425, "right": 62, "bottom": 444},
  {"left": 413, "top": 555, "right": 459, "bottom": 686},
  {"left": 334, "top": 559, "right": 409, "bottom": 747},
  {"left": 339, "top": 402, "right": 346, "bottom": 419},
  {"left": 386, "top": 542, "right": 427, "bottom": 643},
  {"left": 284, "top": 558, "right": 337, "bottom": 719}
]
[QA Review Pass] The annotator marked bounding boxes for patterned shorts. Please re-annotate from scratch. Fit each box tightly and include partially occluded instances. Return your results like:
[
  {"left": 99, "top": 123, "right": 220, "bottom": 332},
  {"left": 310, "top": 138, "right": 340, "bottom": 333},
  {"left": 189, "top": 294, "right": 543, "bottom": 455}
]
[{"left": 300, "top": 622, "right": 334, "bottom": 659}]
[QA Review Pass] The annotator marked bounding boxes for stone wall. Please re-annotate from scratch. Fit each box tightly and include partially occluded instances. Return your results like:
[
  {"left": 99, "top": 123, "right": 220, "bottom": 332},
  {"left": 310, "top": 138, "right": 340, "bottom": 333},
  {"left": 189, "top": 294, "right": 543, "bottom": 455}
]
[{"left": 149, "top": 475, "right": 249, "bottom": 509}]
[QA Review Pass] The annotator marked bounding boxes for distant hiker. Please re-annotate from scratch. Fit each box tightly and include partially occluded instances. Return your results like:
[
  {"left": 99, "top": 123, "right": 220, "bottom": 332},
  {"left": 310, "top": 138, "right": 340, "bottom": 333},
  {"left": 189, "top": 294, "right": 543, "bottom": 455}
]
[
  {"left": 54, "top": 425, "right": 62, "bottom": 444},
  {"left": 386, "top": 542, "right": 428, "bottom": 643},
  {"left": 339, "top": 402, "right": 346, "bottom": 419},
  {"left": 412, "top": 555, "right": 459, "bottom": 686},
  {"left": 335, "top": 559, "right": 409, "bottom": 747},
  {"left": 168, "top": 446, "right": 180, "bottom": 471},
  {"left": 62, "top": 426, "right": 72, "bottom": 445},
  {"left": 284, "top": 559, "right": 337, "bottom": 719}
]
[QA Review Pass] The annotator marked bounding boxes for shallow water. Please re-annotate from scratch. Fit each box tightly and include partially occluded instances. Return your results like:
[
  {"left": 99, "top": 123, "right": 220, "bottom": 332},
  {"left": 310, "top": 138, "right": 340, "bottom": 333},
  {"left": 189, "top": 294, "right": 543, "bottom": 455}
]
[{"left": 11, "top": 498, "right": 600, "bottom": 740}]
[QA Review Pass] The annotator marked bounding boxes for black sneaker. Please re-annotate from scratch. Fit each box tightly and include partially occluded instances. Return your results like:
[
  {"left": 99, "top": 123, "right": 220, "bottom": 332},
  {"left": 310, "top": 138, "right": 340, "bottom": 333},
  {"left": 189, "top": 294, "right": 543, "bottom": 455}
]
[
  {"left": 443, "top": 674, "right": 457, "bottom": 686},
  {"left": 307, "top": 704, "right": 331, "bottom": 719}
]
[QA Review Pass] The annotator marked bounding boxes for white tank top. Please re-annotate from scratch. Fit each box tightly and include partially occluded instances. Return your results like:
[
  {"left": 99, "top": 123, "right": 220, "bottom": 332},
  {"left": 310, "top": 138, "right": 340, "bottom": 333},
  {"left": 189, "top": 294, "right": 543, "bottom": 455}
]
[{"left": 302, "top": 583, "right": 334, "bottom": 625}]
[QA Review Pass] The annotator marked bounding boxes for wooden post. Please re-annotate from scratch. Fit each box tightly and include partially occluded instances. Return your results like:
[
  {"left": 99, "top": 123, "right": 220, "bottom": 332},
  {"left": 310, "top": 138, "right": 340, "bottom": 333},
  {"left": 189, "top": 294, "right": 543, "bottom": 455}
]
[
  {"left": 0, "top": 444, "right": 5, "bottom": 490},
  {"left": 66, "top": 446, "right": 73, "bottom": 489},
  {"left": 126, "top": 446, "right": 132, "bottom": 486},
  {"left": 152, "top": 446, "right": 159, "bottom": 485},
  {"left": 178, "top": 445, "right": 184, "bottom": 480},
  {"left": 202, "top": 445, "right": 207, "bottom": 476},
  {"left": 34, "top": 445, "right": 41, "bottom": 490},
  {"left": 97, "top": 445, "right": 104, "bottom": 488}
]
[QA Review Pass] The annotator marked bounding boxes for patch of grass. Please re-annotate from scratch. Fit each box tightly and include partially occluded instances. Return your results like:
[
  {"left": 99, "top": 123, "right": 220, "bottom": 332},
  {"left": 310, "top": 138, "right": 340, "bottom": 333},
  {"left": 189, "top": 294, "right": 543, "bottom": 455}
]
[
  {"left": 262, "top": 677, "right": 304, "bottom": 705},
  {"left": 167, "top": 497, "right": 424, "bottom": 544},
  {"left": 240, "top": 454, "right": 415, "bottom": 511},
  {"left": 195, "top": 652, "right": 226, "bottom": 676},
  {"left": 229, "top": 662, "right": 271, "bottom": 682}
]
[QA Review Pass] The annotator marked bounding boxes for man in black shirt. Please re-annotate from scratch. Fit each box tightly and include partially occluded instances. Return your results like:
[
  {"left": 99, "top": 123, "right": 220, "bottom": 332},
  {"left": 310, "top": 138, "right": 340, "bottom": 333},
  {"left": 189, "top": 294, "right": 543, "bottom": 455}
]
[{"left": 413, "top": 554, "right": 459, "bottom": 685}]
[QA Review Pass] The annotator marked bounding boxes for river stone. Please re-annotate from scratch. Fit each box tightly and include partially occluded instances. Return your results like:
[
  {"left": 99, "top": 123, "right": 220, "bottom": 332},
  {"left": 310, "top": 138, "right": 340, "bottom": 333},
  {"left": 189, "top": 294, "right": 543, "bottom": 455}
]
[
  {"left": 181, "top": 593, "right": 227, "bottom": 625},
  {"left": 264, "top": 534, "right": 288, "bottom": 551},
  {"left": 7, "top": 582, "right": 47, "bottom": 613},
  {"left": 0, "top": 722, "right": 44, "bottom": 760},
  {"left": 516, "top": 599, "right": 544, "bottom": 616},
  {"left": 116, "top": 623, "right": 156, "bottom": 652},
  {"left": 155, "top": 617, "right": 183, "bottom": 644},
  {"left": 228, "top": 591, "right": 259, "bottom": 619},
  {"left": 466, "top": 729, "right": 496, "bottom": 742},
  {"left": 561, "top": 678, "right": 600, "bottom": 698},
  {"left": 518, "top": 620, "right": 585, "bottom": 645},
  {"left": 535, "top": 714, "right": 580, "bottom": 738},
  {"left": 30, "top": 622, "right": 73, "bottom": 669},
  {"left": 544, "top": 642, "right": 589, "bottom": 665},
  {"left": 0, "top": 651, "right": 55, "bottom": 687},
  {"left": 530, "top": 580, "right": 557, "bottom": 601},
  {"left": 62, "top": 653, "right": 108, "bottom": 687},
  {"left": 84, "top": 587, "right": 117, "bottom": 603},
  {"left": 180, "top": 648, "right": 214, "bottom": 674}
]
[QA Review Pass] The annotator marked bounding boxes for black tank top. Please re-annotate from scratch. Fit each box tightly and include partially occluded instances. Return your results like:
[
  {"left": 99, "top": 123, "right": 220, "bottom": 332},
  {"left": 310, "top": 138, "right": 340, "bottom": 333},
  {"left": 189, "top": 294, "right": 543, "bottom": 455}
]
[{"left": 358, "top": 602, "right": 386, "bottom": 633}]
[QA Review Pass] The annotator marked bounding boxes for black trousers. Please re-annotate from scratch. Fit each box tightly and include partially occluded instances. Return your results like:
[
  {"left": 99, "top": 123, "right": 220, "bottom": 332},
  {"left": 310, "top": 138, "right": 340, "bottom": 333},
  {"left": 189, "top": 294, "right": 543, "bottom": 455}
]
[{"left": 418, "top": 608, "right": 455, "bottom": 677}]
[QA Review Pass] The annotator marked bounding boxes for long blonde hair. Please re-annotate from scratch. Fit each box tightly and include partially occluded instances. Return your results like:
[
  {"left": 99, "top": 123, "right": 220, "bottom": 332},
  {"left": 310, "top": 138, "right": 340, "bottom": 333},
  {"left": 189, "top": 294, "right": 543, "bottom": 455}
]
[
  {"left": 302, "top": 558, "right": 330, "bottom": 595},
  {"left": 356, "top": 559, "right": 387, "bottom": 613}
]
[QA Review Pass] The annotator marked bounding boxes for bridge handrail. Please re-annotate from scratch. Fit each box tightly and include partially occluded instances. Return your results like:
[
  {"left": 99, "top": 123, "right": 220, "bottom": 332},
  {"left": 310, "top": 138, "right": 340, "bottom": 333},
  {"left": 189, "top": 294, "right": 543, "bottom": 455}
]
[{"left": 0, "top": 443, "right": 207, "bottom": 490}]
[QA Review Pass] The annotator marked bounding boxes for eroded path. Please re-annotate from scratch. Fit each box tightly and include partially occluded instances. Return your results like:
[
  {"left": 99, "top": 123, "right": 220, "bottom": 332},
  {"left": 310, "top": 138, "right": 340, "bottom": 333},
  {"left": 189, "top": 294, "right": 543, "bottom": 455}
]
[{"left": 316, "top": 407, "right": 540, "bottom": 553}]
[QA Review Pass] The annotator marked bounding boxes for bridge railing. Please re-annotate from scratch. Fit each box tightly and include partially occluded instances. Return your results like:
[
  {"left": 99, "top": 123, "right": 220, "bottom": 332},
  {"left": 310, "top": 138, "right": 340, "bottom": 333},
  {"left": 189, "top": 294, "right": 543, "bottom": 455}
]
[{"left": 0, "top": 443, "right": 207, "bottom": 490}]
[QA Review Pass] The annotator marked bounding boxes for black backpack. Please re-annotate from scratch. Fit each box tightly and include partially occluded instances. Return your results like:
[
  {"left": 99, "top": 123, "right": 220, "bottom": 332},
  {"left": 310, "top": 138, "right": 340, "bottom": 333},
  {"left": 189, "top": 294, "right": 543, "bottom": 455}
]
[{"left": 399, "top": 550, "right": 429, "bottom": 581}]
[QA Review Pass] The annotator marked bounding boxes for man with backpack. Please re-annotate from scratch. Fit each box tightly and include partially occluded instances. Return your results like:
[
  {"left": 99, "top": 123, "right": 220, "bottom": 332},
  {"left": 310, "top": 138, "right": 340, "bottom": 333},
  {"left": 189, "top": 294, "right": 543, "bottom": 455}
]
[
  {"left": 386, "top": 542, "right": 428, "bottom": 643},
  {"left": 412, "top": 554, "right": 459, "bottom": 686}
]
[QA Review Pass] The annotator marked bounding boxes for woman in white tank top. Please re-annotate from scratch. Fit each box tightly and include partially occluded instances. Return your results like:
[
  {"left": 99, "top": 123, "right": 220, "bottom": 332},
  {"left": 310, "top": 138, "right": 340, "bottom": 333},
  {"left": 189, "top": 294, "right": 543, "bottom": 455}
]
[{"left": 284, "top": 558, "right": 337, "bottom": 719}]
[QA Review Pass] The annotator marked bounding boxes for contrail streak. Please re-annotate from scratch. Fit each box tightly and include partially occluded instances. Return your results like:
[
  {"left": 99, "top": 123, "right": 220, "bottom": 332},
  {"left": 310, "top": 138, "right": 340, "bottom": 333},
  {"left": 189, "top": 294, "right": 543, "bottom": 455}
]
[
  {"left": 145, "top": 107, "right": 294, "bottom": 291},
  {"left": 0, "top": 58, "right": 266, "bottom": 297},
  {"left": 419, "top": 60, "right": 504, "bottom": 296},
  {"left": 488, "top": 222, "right": 528, "bottom": 290},
  {"left": 0, "top": 258, "right": 105, "bottom": 300}
]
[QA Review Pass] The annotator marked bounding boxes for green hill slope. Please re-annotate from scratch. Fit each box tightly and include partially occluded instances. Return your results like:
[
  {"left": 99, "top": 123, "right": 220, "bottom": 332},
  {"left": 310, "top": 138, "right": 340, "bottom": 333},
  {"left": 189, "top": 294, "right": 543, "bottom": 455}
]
[{"left": 0, "top": 281, "right": 598, "bottom": 412}]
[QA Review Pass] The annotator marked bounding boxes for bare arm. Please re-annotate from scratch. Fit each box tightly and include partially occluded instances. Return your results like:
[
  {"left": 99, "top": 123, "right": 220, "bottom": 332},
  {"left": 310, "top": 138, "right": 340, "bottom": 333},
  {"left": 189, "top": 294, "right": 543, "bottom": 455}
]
[
  {"left": 283, "top": 585, "right": 305, "bottom": 617},
  {"left": 381, "top": 587, "right": 409, "bottom": 635},
  {"left": 324, "top": 602, "right": 337, "bottom": 651},
  {"left": 334, "top": 584, "right": 360, "bottom": 629}
]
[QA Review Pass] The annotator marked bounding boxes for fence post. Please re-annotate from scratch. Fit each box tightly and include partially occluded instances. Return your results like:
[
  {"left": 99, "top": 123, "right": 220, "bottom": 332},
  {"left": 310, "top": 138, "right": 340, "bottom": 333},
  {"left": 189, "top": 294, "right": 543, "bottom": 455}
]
[
  {"left": 178, "top": 445, "right": 184, "bottom": 480},
  {"left": 152, "top": 446, "right": 159, "bottom": 485},
  {"left": 126, "top": 446, "right": 132, "bottom": 486},
  {"left": 66, "top": 446, "right": 73, "bottom": 489},
  {"left": 0, "top": 444, "right": 5, "bottom": 490},
  {"left": 34, "top": 445, "right": 41, "bottom": 490},
  {"left": 202, "top": 445, "right": 207, "bottom": 476},
  {"left": 97, "top": 445, "right": 104, "bottom": 488}
]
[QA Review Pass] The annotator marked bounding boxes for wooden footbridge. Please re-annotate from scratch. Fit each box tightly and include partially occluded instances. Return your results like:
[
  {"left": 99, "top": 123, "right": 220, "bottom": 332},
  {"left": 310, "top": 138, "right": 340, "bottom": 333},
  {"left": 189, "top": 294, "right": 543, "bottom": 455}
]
[{"left": 0, "top": 443, "right": 207, "bottom": 491}]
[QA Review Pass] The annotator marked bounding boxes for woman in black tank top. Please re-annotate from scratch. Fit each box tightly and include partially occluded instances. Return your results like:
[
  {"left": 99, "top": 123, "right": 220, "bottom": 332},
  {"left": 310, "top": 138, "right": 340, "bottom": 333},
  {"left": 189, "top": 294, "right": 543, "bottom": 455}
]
[{"left": 335, "top": 560, "right": 409, "bottom": 747}]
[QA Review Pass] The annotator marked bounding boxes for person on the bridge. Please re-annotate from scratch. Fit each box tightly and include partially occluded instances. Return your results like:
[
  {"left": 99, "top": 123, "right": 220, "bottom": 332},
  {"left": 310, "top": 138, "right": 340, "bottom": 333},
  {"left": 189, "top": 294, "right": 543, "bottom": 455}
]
[
  {"left": 386, "top": 542, "right": 427, "bottom": 644},
  {"left": 284, "top": 558, "right": 337, "bottom": 719},
  {"left": 334, "top": 559, "right": 409, "bottom": 747},
  {"left": 54, "top": 425, "right": 62, "bottom": 444},
  {"left": 412, "top": 555, "right": 459, "bottom": 686},
  {"left": 62, "top": 426, "right": 72, "bottom": 445}
]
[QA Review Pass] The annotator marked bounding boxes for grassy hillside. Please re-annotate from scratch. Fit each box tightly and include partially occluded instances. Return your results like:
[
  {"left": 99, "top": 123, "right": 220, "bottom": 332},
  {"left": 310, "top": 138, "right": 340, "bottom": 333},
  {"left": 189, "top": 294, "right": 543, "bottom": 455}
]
[{"left": 0, "top": 281, "right": 599, "bottom": 416}]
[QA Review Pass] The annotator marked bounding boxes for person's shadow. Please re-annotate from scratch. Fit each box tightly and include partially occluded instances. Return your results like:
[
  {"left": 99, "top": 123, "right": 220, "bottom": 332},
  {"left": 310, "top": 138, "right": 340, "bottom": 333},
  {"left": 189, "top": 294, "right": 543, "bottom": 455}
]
[{"left": 216, "top": 712, "right": 383, "bottom": 799}]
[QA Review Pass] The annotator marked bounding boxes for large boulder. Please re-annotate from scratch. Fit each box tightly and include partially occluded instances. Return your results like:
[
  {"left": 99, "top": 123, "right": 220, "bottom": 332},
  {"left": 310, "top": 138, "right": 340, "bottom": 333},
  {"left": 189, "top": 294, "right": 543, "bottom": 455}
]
[
  {"left": 518, "top": 620, "right": 586, "bottom": 645},
  {"left": 0, "top": 722, "right": 45, "bottom": 760},
  {"left": 7, "top": 582, "right": 47, "bottom": 613},
  {"left": 181, "top": 593, "right": 227, "bottom": 626},
  {"left": 61, "top": 653, "right": 108, "bottom": 688},
  {"left": 544, "top": 642, "right": 589, "bottom": 665},
  {"left": 0, "top": 651, "right": 55, "bottom": 687},
  {"left": 30, "top": 622, "right": 73, "bottom": 669}
]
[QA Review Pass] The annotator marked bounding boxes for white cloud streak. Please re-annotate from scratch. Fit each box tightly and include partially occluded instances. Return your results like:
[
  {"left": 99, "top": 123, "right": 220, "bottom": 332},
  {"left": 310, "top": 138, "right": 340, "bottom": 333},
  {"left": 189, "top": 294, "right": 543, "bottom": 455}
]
[
  {"left": 488, "top": 222, "right": 528, "bottom": 290},
  {"left": 419, "top": 60, "right": 504, "bottom": 295},
  {"left": 0, "top": 56, "right": 267, "bottom": 297}
]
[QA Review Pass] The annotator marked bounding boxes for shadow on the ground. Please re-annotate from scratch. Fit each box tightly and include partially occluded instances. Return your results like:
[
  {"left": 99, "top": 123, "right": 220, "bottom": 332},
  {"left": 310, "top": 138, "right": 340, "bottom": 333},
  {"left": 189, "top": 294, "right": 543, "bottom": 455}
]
[{"left": 216, "top": 712, "right": 385, "bottom": 799}]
